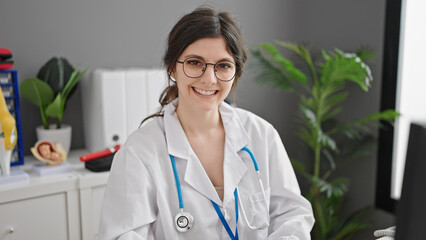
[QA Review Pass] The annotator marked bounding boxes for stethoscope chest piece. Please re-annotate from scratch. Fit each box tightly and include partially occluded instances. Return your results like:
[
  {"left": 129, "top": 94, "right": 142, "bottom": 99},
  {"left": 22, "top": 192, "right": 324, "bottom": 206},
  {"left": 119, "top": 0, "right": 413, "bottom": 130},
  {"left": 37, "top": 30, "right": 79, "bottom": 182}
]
[{"left": 174, "top": 211, "right": 194, "bottom": 232}]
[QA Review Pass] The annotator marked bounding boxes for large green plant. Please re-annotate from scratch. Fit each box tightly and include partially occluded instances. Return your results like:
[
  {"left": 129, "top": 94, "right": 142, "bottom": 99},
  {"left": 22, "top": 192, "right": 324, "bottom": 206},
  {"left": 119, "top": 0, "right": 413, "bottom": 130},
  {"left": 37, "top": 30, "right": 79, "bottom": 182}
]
[
  {"left": 20, "top": 57, "right": 88, "bottom": 129},
  {"left": 252, "top": 42, "right": 398, "bottom": 240}
]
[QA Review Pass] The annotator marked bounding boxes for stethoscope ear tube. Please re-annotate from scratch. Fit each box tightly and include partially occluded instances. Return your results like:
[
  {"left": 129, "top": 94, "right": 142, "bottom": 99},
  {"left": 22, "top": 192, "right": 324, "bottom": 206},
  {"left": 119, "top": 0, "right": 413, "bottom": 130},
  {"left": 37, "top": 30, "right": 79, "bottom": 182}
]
[
  {"left": 238, "top": 147, "right": 270, "bottom": 230},
  {"left": 236, "top": 173, "right": 270, "bottom": 230}
]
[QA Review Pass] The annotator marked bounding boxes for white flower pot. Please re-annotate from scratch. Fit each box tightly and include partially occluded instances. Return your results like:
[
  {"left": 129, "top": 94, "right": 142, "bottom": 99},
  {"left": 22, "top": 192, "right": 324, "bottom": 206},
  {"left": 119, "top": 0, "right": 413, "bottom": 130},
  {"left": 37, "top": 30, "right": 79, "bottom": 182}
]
[{"left": 36, "top": 124, "right": 72, "bottom": 153}]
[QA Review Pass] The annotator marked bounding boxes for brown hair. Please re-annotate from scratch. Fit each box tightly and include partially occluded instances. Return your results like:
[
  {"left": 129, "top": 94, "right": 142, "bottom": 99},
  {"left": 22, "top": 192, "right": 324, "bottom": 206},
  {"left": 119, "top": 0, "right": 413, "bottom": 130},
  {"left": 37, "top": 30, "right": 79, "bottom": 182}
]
[{"left": 141, "top": 7, "right": 247, "bottom": 126}]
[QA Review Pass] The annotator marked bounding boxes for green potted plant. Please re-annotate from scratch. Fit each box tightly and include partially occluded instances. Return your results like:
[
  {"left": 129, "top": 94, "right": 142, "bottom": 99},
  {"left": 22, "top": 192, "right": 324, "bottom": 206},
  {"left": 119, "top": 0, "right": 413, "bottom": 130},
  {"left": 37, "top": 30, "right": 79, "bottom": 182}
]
[
  {"left": 251, "top": 42, "right": 399, "bottom": 240},
  {"left": 20, "top": 57, "right": 88, "bottom": 153}
]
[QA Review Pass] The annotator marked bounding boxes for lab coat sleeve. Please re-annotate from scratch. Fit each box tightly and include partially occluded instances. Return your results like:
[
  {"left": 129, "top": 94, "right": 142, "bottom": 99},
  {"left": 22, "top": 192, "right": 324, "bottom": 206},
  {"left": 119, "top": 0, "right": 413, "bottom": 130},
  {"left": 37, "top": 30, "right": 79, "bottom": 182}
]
[
  {"left": 267, "top": 128, "right": 315, "bottom": 240},
  {"left": 98, "top": 146, "right": 157, "bottom": 240}
]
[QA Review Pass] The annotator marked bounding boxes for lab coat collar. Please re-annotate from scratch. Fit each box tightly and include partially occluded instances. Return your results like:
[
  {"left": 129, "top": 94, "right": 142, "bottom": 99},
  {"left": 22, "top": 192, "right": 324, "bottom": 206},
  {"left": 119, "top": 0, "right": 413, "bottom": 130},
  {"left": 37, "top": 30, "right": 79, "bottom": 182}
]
[
  {"left": 163, "top": 100, "right": 190, "bottom": 160},
  {"left": 219, "top": 101, "right": 250, "bottom": 152},
  {"left": 163, "top": 99, "right": 250, "bottom": 207}
]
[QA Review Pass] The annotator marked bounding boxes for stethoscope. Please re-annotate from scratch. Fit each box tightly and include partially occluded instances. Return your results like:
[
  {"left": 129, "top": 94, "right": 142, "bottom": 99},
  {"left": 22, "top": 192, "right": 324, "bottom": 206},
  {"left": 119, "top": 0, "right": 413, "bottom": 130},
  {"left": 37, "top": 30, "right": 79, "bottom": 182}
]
[{"left": 169, "top": 146, "right": 270, "bottom": 235}]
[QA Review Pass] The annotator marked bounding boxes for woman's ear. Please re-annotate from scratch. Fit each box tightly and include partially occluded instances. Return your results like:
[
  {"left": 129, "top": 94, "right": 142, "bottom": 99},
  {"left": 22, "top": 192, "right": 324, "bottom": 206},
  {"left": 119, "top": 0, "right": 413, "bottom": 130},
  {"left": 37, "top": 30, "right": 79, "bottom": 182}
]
[{"left": 169, "top": 67, "right": 177, "bottom": 82}]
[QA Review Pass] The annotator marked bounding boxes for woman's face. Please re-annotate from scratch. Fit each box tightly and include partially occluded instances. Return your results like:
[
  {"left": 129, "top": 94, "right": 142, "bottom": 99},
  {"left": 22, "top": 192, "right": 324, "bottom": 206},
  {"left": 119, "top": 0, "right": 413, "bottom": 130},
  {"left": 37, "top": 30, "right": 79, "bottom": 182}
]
[{"left": 172, "top": 37, "right": 235, "bottom": 113}]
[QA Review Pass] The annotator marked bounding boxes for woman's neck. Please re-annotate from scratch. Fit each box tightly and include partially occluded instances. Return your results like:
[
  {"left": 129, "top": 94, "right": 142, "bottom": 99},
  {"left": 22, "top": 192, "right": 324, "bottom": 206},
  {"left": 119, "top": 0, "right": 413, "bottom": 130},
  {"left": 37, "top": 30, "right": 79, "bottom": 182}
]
[{"left": 176, "top": 102, "right": 222, "bottom": 136}]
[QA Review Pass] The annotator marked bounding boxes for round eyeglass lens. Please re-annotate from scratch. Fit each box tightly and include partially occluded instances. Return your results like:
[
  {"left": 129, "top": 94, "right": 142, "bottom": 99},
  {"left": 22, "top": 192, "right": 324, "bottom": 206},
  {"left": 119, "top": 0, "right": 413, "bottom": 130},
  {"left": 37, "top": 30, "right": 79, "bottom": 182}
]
[
  {"left": 215, "top": 61, "right": 236, "bottom": 81},
  {"left": 183, "top": 58, "right": 205, "bottom": 78}
]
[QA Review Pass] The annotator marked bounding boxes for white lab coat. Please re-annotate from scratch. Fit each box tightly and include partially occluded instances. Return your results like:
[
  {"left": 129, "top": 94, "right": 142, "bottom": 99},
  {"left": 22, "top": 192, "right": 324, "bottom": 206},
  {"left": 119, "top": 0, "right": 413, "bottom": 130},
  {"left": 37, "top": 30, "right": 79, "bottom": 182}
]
[{"left": 98, "top": 100, "right": 314, "bottom": 240}]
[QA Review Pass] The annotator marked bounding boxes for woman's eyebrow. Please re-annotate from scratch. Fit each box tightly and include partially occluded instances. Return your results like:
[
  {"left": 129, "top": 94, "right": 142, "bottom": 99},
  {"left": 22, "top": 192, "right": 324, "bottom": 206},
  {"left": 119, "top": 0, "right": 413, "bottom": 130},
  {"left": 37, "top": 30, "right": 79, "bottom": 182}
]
[
  {"left": 182, "top": 54, "right": 204, "bottom": 60},
  {"left": 217, "top": 57, "right": 235, "bottom": 63},
  {"left": 183, "top": 54, "right": 235, "bottom": 63}
]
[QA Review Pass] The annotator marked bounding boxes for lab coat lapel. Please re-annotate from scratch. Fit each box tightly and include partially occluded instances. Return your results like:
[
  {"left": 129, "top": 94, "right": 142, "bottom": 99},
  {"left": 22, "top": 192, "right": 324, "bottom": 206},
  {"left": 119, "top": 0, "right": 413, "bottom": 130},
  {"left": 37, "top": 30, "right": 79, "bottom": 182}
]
[
  {"left": 222, "top": 144, "right": 247, "bottom": 208},
  {"left": 184, "top": 151, "right": 222, "bottom": 205},
  {"left": 164, "top": 101, "right": 222, "bottom": 205},
  {"left": 220, "top": 102, "right": 250, "bottom": 208}
]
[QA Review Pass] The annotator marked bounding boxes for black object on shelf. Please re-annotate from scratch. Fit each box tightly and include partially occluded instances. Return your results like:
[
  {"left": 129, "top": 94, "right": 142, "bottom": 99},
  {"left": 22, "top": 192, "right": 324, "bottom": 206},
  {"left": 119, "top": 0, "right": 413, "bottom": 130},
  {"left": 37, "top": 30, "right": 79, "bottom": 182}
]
[{"left": 84, "top": 153, "right": 114, "bottom": 172}]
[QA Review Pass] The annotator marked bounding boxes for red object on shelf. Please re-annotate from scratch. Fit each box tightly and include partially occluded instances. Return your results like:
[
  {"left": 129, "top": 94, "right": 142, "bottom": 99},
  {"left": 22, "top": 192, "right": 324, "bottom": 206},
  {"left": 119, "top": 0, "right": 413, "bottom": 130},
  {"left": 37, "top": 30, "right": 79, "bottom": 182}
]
[
  {"left": 0, "top": 48, "right": 13, "bottom": 70},
  {"left": 80, "top": 144, "right": 121, "bottom": 162}
]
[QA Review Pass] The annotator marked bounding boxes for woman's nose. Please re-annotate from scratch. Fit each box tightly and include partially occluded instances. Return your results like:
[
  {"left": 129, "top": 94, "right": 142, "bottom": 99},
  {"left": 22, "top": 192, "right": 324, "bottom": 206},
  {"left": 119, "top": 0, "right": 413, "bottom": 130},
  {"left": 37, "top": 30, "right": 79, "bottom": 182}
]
[{"left": 201, "top": 64, "right": 217, "bottom": 85}]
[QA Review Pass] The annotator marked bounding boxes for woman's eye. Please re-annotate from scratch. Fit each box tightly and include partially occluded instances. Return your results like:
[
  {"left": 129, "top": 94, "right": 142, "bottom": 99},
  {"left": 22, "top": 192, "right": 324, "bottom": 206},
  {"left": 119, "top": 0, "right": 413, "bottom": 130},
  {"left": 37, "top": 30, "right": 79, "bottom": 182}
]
[
  {"left": 217, "top": 62, "right": 232, "bottom": 70},
  {"left": 187, "top": 59, "right": 202, "bottom": 66}
]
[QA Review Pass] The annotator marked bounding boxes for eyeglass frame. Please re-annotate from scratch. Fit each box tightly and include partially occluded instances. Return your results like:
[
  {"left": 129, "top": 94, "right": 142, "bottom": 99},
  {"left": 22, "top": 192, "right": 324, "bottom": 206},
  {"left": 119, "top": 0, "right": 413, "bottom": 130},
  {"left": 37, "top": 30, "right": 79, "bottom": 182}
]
[{"left": 176, "top": 57, "right": 239, "bottom": 82}]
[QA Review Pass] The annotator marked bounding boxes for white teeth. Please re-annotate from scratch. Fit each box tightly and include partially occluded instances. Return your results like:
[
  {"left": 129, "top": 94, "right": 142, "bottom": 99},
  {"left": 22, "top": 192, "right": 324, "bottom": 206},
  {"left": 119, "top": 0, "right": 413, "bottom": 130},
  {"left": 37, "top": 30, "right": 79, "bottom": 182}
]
[{"left": 193, "top": 87, "right": 216, "bottom": 95}]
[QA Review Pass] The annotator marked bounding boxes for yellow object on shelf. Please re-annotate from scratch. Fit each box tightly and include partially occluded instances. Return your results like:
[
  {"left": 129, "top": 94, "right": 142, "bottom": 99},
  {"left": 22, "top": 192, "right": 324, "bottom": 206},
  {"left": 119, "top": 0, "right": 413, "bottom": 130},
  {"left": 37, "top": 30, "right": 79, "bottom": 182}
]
[
  {"left": 0, "top": 86, "right": 17, "bottom": 150},
  {"left": 0, "top": 86, "right": 17, "bottom": 175}
]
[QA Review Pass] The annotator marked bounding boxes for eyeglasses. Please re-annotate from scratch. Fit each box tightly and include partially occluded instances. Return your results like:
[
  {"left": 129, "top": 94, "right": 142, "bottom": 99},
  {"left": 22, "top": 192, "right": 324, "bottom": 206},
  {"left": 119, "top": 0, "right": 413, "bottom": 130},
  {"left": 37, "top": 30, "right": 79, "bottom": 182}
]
[{"left": 176, "top": 57, "right": 237, "bottom": 82}]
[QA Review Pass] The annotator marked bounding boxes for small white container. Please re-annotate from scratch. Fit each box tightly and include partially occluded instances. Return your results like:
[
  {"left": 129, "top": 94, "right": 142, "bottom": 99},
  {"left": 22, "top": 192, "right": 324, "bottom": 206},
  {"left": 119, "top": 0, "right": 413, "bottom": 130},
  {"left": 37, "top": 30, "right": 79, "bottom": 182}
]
[{"left": 36, "top": 124, "right": 72, "bottom": 154}]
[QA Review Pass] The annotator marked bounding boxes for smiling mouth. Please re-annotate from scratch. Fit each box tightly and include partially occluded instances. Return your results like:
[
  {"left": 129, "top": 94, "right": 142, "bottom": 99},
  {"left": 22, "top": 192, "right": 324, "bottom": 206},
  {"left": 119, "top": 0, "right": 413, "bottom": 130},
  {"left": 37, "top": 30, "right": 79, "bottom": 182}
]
[{"left": 192, "top": 87, "right": 218, "bottom": 96}]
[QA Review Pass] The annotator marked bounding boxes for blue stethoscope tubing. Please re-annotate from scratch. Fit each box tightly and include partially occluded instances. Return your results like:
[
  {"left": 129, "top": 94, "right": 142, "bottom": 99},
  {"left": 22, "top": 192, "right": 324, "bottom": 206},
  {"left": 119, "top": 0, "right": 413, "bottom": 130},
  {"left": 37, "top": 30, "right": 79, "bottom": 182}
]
[{"left": 169, "top": 146, "right": 270, "bottom": 235}]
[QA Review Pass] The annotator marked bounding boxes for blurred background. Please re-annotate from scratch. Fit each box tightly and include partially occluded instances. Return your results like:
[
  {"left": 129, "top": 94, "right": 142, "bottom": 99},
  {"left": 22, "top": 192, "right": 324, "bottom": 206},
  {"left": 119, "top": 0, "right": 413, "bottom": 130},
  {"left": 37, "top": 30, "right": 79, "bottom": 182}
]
[{"left": 0, "top": 0, "right": 393, "bottom": 238}]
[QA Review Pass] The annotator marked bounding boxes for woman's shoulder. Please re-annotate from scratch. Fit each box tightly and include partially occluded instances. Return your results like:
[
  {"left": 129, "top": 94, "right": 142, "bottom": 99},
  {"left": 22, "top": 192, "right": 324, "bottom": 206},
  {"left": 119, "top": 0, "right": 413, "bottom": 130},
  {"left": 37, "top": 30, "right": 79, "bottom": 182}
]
[
  {"left": 227, "top": 106, "right": 279, "bottom": 142},
  {"left": 122, "top": 117, "right": 166, "bottom": 152}
]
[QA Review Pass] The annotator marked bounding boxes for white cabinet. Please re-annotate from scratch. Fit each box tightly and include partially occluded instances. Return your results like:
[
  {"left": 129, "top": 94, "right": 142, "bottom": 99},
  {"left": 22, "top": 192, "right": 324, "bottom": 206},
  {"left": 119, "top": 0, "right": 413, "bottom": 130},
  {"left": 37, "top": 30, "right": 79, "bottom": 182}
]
[
  {"left": 78, "top": 167, "right": 109, "bottom": 240},
  {"left": 0, "top": 193, "right": 71, "bottom": 240},
  {"left": 0, "top": 149, "right": 109, "bottom": 240}
]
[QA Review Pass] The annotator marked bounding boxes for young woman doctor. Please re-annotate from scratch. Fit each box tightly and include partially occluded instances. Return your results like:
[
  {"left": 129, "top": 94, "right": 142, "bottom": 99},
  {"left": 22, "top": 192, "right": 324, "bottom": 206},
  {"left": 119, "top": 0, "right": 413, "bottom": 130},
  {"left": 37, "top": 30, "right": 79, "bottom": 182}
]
[{"left": 99, "top": 7, "right": 314, "bottom": 240}]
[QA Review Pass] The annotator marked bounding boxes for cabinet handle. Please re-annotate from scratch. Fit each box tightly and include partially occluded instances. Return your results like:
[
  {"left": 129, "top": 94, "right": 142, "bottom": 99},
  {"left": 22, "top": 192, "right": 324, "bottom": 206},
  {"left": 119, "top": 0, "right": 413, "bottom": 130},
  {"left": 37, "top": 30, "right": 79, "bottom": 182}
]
[{"left": 8, "top": 227, "right": 14, "bottom": 234}]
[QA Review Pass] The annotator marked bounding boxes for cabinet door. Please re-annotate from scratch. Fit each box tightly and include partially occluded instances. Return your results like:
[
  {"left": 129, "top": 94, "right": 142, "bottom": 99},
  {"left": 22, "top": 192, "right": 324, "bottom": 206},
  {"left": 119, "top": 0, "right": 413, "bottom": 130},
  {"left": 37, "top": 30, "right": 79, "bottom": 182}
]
[
  {"left": 0, "top": 193, "right": 69, "bottom": 240},
  {"left": 80, "top": 185, "right": 106, "bottom": 240}
]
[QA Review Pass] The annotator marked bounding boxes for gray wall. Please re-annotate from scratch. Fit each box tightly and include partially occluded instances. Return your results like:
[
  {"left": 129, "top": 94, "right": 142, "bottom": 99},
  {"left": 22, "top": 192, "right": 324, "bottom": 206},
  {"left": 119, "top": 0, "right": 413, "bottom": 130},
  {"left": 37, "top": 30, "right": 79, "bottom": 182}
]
[{"left": 0, "top": 0, "right": 394, "bottom": 238}]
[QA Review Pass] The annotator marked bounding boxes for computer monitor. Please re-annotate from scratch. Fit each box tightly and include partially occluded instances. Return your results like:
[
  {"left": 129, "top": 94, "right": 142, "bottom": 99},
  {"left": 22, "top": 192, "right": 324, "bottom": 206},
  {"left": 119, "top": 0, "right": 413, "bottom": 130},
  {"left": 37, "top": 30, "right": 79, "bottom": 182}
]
[
  {"left": 395, "top": 123, "right": 426, "bottom": 239},
  {"left": 376, "top": 0, "right": 426, "bottom": 213}
]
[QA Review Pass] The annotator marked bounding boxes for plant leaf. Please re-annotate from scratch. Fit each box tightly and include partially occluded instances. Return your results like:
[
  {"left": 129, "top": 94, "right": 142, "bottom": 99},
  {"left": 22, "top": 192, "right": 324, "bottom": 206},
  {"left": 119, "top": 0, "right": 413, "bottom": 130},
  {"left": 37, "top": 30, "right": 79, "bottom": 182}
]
[
  {"left": 62, "top": 66, "right": 89, "bottom": 99},
  {"left": 251, "top": 49, "right": 295, "bottom": 91},
  {"left": 356, "top": 109, "right": 400, "bottom": 126},
  {"left": 318, "top": 129, "right": 338, "bottom": 152},
  {"left": 275, "top": 41, "right": 311, "bottom": 62},
  {"left": 298, "top": 105, "right": 338, "bottom": 152},
  {"left": 332, "top": 122, "right": 363, "bottom": 140},
  {"left": 322, "top": 148, "right": 336, "bottom": 171},
  {"left": 319, "top": 49, "right": 372, "bottom": 91},
  {"left": 329, "top": 222, "right": 370, "bottom": 240},
  {"left": 356, "top": 46, "right": 376, "bottom": 61},
  {"left": 310, "top": 192, "right": 345, "bottom": 239},
  {"left": 258, "top": 43, "right": 307, "bottom": 85},
  {"left": 297, "top": 125, "right": 316, "bottom": 150},
  {"left": 312, "top": 177, "right": 349, "bottom": 198},
  {"left": 276, "top": 41, "right": 318, "bottom": 84},
  {"left": 45, "top": 93, "right": 62, "bottom": 119},
  {"left": 37, "top": 57, "right": 75, "bottom": 95},
  {"left": 338, "top": 133, "right": 376, "bottom": 161},
  {"left": 322, "top": 92, "right": 347, "bottom": 121},
  {"left": 19, "top": 77, "right": 54, "bottom": 107},
  {"left": 252, "top": 44, "right": 307, "bottom": 88}
]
